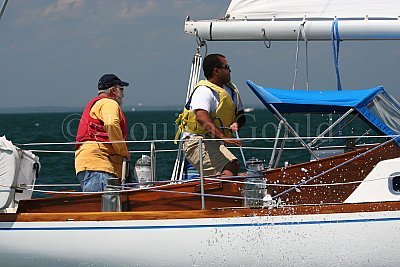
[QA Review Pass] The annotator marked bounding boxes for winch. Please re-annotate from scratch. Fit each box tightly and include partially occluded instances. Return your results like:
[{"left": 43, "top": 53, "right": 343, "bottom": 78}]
[
  {"left": 102, "top": 178, "right": 121, "bottom": 212},
  {"left": 243, "top": 157, "right": 269, "bottom": 207},
  {"left": 134, "top": 155, "right": 153, "bottom": 188}
]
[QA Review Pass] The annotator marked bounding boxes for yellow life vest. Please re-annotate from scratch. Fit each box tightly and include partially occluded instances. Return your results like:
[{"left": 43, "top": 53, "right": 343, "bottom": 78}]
[{"left": 175, "top": 80, "right": 239, "bottom": 143}]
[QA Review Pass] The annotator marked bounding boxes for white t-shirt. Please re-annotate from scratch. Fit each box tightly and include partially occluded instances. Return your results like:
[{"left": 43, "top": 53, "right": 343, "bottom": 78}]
[{"left": 189, "top": 84, "right": 243, "bottom": 112}]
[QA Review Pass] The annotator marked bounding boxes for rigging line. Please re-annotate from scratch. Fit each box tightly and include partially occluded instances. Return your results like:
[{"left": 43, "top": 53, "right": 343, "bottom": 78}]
[
  {"left": 29, "top": 148, "right": 180, "bottom": 154},
  {"left": 234, "top": 131, "right": 247, "bottom": 168},
  {"left": 292, "top": 25, "right": 302, "bottom": 90},
  {"left": 303, "top": 28, "right": 309, "bottom": 90},
  {"left": 234, "top": 143, "right": 381, "bottom": 151},
  {"left": 274, "top": 126, "right": 289, "bottom": 168},
  {"left": 12, "top": 176, "right": 396, "bottom": 203},
  {"left": 146, "top": 188, "right": 246, "bottom": 201},
  {"left": 29, "top": 150, "right": 75, "bottom": 153},
  {"left": 0, "top": 0, "right": 9, "bottom": 21},
  {"left": 331, "top": 18, "right": 342, "bottom": 91},
  {"left": 267, "top": 120, "right": 283, "bottom": 169},
  {"left": 17, "top": 179, "right": 200, "bottom": 195},
  {"left": 292, "top": 19, "right": 308, "bottom": 90},
  {"left": 22, "top": 184, "right": 81, "bottom": 188},
  {"left": 331, "top": 18, "right": 345, "bottom": 135},
  {"left": 272, "top": 136, "right": 398, "bottom": 200},
  {"left": 15, "top": 135, "right": 391, "bottom": 147},
  {"left": 11, "top": 175, "right": 261, "bottom": 191},
  {"left": 12, "top": 173, "right": 395, "bottom": 191},
  {"left": 18, "top": 184, "right": 248, "bottom": 200},
  {"left": 207, "top": 175, "right": 394, "bottom": 187}
]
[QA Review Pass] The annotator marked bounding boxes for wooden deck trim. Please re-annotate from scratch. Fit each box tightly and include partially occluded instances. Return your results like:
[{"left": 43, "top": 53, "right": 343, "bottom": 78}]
[
  {"left": 7, "top": 142, "right": 400, "bottom": 219},
  {"left": 2, "top": 201, "right": 400, "bottom": 223}
]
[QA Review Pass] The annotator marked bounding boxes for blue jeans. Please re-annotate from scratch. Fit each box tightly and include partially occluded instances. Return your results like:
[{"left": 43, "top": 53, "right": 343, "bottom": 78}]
[{"left": 77, "top": 171, "right": 116, "bottom": 192}]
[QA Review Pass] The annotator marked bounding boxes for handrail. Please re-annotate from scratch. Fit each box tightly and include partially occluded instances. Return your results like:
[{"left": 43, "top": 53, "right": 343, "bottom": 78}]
[
  {"left": 27, "top": 143, "right": 383, "bottom": 154},
  {"left": 7, "top": 130, "right": 399, "bottom": 210},
  {"left": 268, "top": 120, "right": 284, "bottom": 168},
  {"left": 12, "top": 174, "right": 397, "bottom": 201},
  {"left": 16, "top": 134, "right": 392, "bottom": 147},
  {"left": 10, "top": 135, "right": 397, "bottom": 207},
  {"left": 269, "top": 103, "right": 319, "bottom": 160},
  {"left": 198, "top": 138, "right": 205, "bottom": 210},
  {"left": 22, "top": 174, "right": 392, "bottom": 190}
]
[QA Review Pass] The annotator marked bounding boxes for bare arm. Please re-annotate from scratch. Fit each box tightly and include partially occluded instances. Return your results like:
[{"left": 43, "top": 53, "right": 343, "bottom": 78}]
[{"left": 195, "top": 109, "right": 241, "bottom": 146}]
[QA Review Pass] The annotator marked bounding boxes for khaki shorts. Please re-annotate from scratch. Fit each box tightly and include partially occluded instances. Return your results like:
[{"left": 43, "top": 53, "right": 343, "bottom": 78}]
[{"left": 183, "top": 135, "right": 237, "bottom": 176}]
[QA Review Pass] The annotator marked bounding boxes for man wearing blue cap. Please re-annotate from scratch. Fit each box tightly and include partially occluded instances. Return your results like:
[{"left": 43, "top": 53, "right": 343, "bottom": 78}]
[{"left": 75, "top": 74, "right": 130, "bottom": 192}]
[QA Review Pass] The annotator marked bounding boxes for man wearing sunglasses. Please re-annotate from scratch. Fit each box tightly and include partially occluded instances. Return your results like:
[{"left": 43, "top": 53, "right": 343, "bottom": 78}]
[
  {"left": 176, "top": 54, "right": 246, "bottom": 177},
  {"left": 75, "top": 74, "right": 130, "bottom": 192}
]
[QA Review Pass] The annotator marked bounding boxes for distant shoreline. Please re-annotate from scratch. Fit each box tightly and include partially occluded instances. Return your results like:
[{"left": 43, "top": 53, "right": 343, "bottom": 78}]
[
  {"left": 0, "top": 105, "right": 265, "bottom": 114},
  {"left": 0, "top": 106, "right": 179, "bottom": 114}
]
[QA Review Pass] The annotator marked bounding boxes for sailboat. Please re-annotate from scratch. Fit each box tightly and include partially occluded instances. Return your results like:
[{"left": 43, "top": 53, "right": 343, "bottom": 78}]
[{"left": 1, "top": 0, "right": 400, "bottom": 266}]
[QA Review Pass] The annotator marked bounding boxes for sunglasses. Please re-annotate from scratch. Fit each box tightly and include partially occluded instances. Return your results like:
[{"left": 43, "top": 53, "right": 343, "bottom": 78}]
[{"left": 218, "top": 64, "right": 231, "bottom": 71}]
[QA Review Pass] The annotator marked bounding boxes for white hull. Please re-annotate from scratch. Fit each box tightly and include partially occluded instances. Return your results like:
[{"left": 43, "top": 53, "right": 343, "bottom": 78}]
[{"left": 1, "top": 210, "right": 400, "bottom": 266}]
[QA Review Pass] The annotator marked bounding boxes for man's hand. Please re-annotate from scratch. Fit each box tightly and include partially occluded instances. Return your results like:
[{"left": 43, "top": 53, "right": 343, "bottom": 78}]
[
  {"left": 229, "top": 122, "right": 239, "bottom": 132},
  {"left": 195, "top": 109, "right": 241, "bottom": 147}
]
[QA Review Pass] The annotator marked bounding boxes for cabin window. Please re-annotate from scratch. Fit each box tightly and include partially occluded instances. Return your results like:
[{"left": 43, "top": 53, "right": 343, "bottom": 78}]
[
  {"left": 367, "top": 92, "right": 400, "bottom": 134},
  {"left": 389, "top": 173, "right": 400, "bottom": 194}
]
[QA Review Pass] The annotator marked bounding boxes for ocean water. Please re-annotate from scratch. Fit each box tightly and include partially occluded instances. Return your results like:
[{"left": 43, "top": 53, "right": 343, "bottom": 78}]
[{"left": 0, "top": 109, "right": 376, "bottom": 197}]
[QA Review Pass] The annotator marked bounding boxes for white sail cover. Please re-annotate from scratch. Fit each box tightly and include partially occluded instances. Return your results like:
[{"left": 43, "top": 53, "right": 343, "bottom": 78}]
[
  {"left": 0, "top": 136, "right": 19, "bottom": 210},
  {"left": 0, "top": 136, "right": 40, "bottom": 211},
  {"left": 226, "top": 0, "right": 400, "bottom": 20}
]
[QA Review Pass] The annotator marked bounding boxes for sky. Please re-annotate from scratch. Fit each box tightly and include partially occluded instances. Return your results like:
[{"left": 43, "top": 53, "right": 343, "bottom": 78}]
[{"left": 0, "top": 0, "right": 399, "bottom": 111}]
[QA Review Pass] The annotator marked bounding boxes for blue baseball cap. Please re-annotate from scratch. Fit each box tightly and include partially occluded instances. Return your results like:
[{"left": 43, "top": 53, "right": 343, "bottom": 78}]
[{"left": 98, "top": 74, "right": 129, "bottom": 90}]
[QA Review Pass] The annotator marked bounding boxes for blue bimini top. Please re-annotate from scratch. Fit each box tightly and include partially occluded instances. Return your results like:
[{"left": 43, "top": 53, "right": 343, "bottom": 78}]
[
  {"left": 246, "top": 80, "right": 400, "bottom": 139},
  {"left": 246, "top": 80, "right": 383, "bottom": 113}
]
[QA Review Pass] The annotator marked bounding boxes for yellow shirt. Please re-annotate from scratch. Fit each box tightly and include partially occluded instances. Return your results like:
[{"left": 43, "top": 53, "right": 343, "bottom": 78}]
[{"left": 75, "top": 98, "right": 129, "bottom": 178}]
